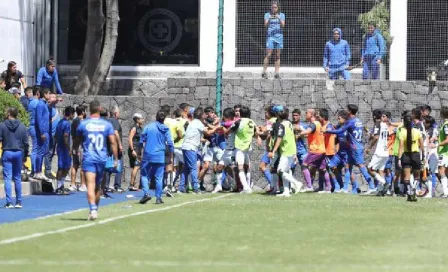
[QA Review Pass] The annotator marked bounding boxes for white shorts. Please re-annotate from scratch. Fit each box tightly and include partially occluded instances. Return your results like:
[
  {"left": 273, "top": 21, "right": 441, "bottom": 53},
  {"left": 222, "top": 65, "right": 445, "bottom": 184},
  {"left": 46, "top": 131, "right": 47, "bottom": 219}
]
[
  {"left": 368, "top": 154, "right": 389, "bottom": 171},
  {"left": 235, "top": 149, "right": 250, "bottom": 166},
  {"left": 438, "top": 154, "right": 448, "bottom": 167},
  {"left": 203, "top": 146, "right": 224, "bottom": 162},
  {"left": 219, "top": 149, "right": 235, "bottom": 167},
  {"left": 174, "top": 147, "right": 184, "bottom": 165},
  {"left": 277, "top": 155, "right": 294, "bottom": 173}
]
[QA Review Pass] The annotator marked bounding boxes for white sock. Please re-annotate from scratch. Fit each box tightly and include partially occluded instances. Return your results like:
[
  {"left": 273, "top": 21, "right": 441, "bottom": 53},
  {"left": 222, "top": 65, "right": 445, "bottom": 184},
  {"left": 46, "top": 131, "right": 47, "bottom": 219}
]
[
  {"left": 272, "top": 174, "right": 278, "bottom": 191},
  {"left": 410, "top": 175, "right": 415, "bottom": 186},
  {"left": 215, "top": 172, "right": 223, "bottom": 186},
  {"left": 441, "top": 177, "right": 448, "bottom": 195},
  {"left": 427, "top": 181, "right": 433, "bottom": 196},
  {"left": 374, "top": 173, "right": 386, "bottom": 185},
  {"left": 246, "top": 171, "right": 251, "bottom": 188},
  {"left": 57, "top": 179, "right": 64, "bottom": 189},
  {"left": 238, "top": 171, "right": 249, "bottom": 190}
]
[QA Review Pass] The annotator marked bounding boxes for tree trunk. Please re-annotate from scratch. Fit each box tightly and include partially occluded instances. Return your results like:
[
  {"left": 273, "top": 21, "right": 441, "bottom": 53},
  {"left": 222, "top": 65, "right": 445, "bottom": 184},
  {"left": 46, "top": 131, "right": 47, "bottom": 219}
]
[
  {"left": 73, "top": 0, "right": 105, "bottom": 95},
  {"left": 89, "top": 0, "right": 120, "bottom": 95}
]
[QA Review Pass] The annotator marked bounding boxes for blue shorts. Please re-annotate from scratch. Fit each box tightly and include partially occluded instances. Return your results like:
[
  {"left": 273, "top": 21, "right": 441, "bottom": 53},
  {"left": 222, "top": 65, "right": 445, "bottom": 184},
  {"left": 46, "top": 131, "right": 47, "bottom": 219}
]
[
  {"left": 266, "top": 35, "right": 283, "bottom": 50},
  {"left": 348, "top": 149, "right": 365, "bottom": 166},
  {"left": 261, "top": 152, "right": 270, "bottom": 164},
  {"left": 297, "top": 152, "right": 307, "bottom": 165},
  {"left": 82, "top": 161, "right": 106, "bottom": 185},
  {"left": 57, "top": 148, "right": 72, "bottom": 170},
  {"left": 328, "top": 152, "right": 348, "bottom": 169},
  {"left": 385, "top": 155, "right": 394, "bottom": 170}
]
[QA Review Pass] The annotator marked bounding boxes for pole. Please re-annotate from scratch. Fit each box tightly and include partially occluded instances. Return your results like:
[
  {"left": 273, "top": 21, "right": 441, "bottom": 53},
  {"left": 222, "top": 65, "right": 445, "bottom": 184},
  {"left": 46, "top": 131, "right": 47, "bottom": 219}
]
[{"left": 216, "top": 0, "right": 224, "bottom": 117}]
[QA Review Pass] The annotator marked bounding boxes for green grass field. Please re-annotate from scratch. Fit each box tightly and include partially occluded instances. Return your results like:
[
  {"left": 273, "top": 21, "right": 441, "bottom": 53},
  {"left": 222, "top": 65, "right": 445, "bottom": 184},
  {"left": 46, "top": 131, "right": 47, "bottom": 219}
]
[{"left": 0, "top": 193, "right": 448, "bottom": 272}]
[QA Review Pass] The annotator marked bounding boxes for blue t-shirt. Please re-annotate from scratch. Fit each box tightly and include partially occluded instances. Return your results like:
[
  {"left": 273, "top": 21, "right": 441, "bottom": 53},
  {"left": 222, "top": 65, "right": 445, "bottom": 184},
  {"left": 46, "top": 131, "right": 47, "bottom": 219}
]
[
  {"left": 51, "top": 107, "right": 61, "bottom": 137},
  {"left": 336, "top": 129, "right": 349, "bottom": 154},
  {"left": 295, "top": 122, "right": 308, "bottom": 154},
  {"left": 327, "top": 117, "right": 364, "bottom": 150},
  {"left": 76, "top": 117, "right": 114, "bottom": 164},
  {"left": 264, "top": 12, "right": 285, "bottom": 37},
  {"left": 56, "top": 118, "right": 71, "bottom": 150},
  {"left": 28, "top": 98, "right": 39, "bottom": 127}
]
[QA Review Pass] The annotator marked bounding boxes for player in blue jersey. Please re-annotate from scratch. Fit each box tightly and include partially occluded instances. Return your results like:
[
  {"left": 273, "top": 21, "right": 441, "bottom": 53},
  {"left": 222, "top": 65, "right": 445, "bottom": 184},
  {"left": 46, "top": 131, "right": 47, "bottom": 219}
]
[
  {"left": 291, "top": 109, "right": 308, "bottom": 174},
  {"left": 325, "top": 104, "right": 375, "bottom": 192},
  {"left": 55, "top": 106, "right": 75, "bottom": 195},
  {"left": 73, "top": 101, "right": 118, "bottom": 221},
  {"left": 262, "top": 1, "right": 285, "bottom": 79},
  {"left": 27, "top": 86, "right": 40, "bottom": 177},
  {"left": 33, "top": 88, "right": 51, "bottom": 181}
]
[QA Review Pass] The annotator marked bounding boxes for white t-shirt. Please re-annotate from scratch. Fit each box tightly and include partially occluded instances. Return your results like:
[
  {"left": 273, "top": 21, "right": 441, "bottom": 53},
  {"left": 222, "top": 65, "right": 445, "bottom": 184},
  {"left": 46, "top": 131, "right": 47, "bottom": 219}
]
[
  {"left": 374, "top": 122, "right": 389, "bottom": 157},
  {"left": 182, "top": 119, "right": 205, "bottom": 151}
]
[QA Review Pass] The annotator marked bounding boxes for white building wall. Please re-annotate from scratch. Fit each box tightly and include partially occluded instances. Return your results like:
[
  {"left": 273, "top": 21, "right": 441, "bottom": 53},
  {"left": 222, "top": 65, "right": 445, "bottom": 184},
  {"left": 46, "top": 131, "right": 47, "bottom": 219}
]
[{"left": 0, "top": 0, "right": 35, "bottom": 85}]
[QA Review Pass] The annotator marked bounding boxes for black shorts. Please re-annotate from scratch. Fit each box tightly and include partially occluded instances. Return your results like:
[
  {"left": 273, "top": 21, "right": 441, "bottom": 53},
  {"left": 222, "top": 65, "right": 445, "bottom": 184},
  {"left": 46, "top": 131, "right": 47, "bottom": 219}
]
[
  {"left": 72, "top": 151, "right": 82, "bottom": 168},
  {"left": 401, "top": 152, "right": 421, "bottom": 170},
  {"left": 394, "top": 156, "right": 401, "bottom": 171},
  {"left": 128, "top": 149, "right": 140, "bottom": 168}
]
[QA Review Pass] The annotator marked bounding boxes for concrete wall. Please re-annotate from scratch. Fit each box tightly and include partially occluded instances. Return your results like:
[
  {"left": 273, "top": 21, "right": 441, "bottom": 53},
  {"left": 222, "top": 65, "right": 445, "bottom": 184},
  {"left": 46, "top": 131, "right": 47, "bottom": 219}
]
[{"left": 57, "top": 78, "right": 448, "bottom": 189}]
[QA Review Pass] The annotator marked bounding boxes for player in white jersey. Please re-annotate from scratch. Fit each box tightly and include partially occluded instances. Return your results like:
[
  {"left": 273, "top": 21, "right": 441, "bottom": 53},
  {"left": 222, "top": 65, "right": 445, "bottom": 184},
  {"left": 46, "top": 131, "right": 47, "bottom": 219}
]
[{"left": 366, "top": 111, "right": 390, "bottom": 195}]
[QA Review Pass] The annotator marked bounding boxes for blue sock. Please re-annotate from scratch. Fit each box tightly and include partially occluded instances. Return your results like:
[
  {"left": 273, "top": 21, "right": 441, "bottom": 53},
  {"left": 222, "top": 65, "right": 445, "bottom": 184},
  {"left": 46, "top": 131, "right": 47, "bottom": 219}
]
[
  {"left": 352, "top": 181, "right": 359, "bottom": 194},
  {"left": 329, "top": 171, "right": 340, "bottom": 191},
  {"left": 89, "top": 204, "right": 98, "bottom": 211},
  {"left": 360, "top": 167, "right": 374, "bottom": 189},
  {"left": 220, "top": 171, "right": 227, "bottom": 185},
  {"left": 431, "top": 173, "right": 437, "bottom": 192},
  {"left": 263, "top": 169, "right": 272, "bottom": 185},
  {"left": 385, "top": 172, "right": 392, "bottom": 185},
  {"left": 344, "top": 170, "right": 351, "bottom": 191}
]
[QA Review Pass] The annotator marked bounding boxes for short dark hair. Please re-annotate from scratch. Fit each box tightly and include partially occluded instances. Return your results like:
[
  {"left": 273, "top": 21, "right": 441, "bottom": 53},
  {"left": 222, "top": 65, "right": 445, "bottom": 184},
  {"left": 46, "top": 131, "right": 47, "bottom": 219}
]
[
  {"left": 222, "top": 108, "right": 235, "bottom": 119},
  {"left": 347, "top": 104, "right": 358, "bottom": 115},
  {"left": 64, "top": 106, "right": 75, "bottom": 117},
  {"left": 382, "top": 110, "right": 391, "bottom": 119},
  {"left": 372, "top": 109, "right": 383, "bottom": 120},
  {"left": 277, "top": 107, "right": 289, "bottom": 120},
  {"left": 318, "top": 108, "right": 329, "bottom": 121},
  {"left": 160, "top": 104, "right": 171, "bottom": 116},
  {"left": 234, "top": 104, "right": 242, "bottom": 110},
  {"left": 11, "top": 82, "right": 21, "bottom": 88},
  {"left": 412, "top": 107, "right": 422, "bottom": 120},
  {"left": 422, "top": 104, "right": 432, "bottom": 113},
  {"left": 423, "top": 115, "right": 435, "bottom": 127},
  {"left": 156, "top": 110, "right": 166, "bottom": 123},
  {"left": 33, "top": 85, "right": 41, "bottom": 96},
  {"left": 240, "top": 106, "right": 251, "bottom": 118},
  {"left": 76, "top": 105, "right": 86, "bottom": 116},
  {"left": 7, "top": 107, "right": 18, "bottom": 118},
  {"left": 193, "top": 107, "right": 204, "bottom": 120},
  {"left": 25, "top": 86, "right": 33, "bottom": 94},
  {"left": 204, "top": 106, "right": 215, "bottom": 114},
  {"left": 401, "top": 110, "right": 411, "bottom": 118},
  {"left": 100, "top": 107, "right": 108, "bottom": 117},
  {"left": 174, "top": 109, "right": 182, "bottom": 118},
  {"left": 338, "top": 110, "right": 350, "bottom": 121},
  {"left": 179, "top": 103, "right": 190, "bottom": 111},
  {"left": 40, "top": 88, "right": 50, "bottom": 98},
  {"left": 90, "top": 100, "right": 101, "bottom": 114},
  {"left": 292, "top": 109, "right": 301, "bottom": 115},
  {"left": 368, "top": 21, "right": 376, "bottom": 27},
  {"left": 441, "top": 106, "right": 448, "bottom": 119}
]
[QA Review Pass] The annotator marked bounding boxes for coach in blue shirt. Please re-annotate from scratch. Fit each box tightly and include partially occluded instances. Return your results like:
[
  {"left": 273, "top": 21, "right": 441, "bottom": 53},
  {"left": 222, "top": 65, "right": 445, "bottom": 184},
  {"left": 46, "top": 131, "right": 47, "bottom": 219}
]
[
  {"left": 139, "top": 110, "right": 174, "bottom": 205},
  {"left": 36, "top": 58, "right": 63, "bottom": 95}
]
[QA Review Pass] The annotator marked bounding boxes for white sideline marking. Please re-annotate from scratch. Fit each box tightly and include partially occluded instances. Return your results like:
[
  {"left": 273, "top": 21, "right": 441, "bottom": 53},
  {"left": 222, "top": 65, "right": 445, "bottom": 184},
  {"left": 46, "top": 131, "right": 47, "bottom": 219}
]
[
  {"left": 31, "top": 208, "right": 86, "bottom": 221},
  {"left": 0, "top": 260, "right": 445, "bottom": 269},
  {"left": 0, "top": 194, "right": 231, "bottom": 245}
]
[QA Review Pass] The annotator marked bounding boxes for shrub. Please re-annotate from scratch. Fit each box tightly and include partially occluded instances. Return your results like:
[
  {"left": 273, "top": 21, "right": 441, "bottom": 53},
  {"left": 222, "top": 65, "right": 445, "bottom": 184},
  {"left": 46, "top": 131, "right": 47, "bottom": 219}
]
[{"left": 0, "top": 91, "right": 29, "bottom": 126}]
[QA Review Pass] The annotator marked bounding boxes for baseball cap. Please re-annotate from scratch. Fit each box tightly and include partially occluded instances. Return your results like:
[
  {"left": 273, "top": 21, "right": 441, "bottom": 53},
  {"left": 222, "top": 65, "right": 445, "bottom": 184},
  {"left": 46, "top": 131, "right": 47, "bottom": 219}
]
[
  {"left": 273, "top": 105, "right": 284, "bottom": 112},
  {"left": 188, "top": 107, "right": 196, "bottom": 116},
  {"left": 9, "top": 87, "right": 20, "bottom": 95},
  {"left": 133, "top": 113, "right": 143, "bottom": 119}
]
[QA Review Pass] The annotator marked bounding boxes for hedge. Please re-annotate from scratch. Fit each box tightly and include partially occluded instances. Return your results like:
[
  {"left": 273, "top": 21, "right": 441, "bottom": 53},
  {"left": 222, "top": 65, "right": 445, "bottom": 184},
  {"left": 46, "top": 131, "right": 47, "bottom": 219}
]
[{"left": 0, "top": 91, "right": 29, "bottom": 126}]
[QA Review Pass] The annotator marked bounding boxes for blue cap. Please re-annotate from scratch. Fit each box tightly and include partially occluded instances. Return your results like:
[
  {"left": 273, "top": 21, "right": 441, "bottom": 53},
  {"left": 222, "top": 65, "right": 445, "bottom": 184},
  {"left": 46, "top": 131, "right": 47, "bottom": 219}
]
[
  {"left": 188, "top": 107, "right": 196, "bottom": 115},
  {"left": 273, "top": 105, "right": 284, "bottom": 112}
]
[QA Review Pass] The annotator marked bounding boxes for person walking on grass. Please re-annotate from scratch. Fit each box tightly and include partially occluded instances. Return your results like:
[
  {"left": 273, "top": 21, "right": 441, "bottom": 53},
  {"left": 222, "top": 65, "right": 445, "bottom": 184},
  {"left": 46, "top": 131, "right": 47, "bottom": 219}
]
[
  {"left": 262, "top": 1, "right": 285, "bottom": 79},
  {"left": 0, "top": 107, "right": 29, "bottom": 208},
  {"left": 55, "top": 106, "right": 75, "bottom": 195}
]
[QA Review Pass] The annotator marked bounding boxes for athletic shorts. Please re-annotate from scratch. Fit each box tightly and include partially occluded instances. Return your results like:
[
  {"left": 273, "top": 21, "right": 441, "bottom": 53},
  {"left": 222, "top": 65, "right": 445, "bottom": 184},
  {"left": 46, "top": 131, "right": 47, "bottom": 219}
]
[
  {"left": 235, "top": 149, "right": 250, "bottom": 166},
  {"left": 128, "top": 149, "right": 140, "bottom": 168},
  {"left": 401, "top": 152, "right": 421, "bottom": 170},
  {"left": 203, "top": 146, "right": 224, "bottom": 162},
  {"left": 174, "top": 147, "right": 184, "bottom": 165},
  {"left": 394, "top": 156, "right": 402, "bottom": 171},
  {"left": 368, "top": 154, "right": 389, "bottom": 171},
  {"left": 327, "top": 152, "right": 348, "bottom": 169},
  {"left": 261, "top": 151, "right": 270, "bottom": 164},
  {"left": 438, "top": 154, "right": 448, "bottom": 168},
  {"left": 303, "top": 152, "right": 327, "bottom": 170},
  {"left": 82, "top": 161, "right": 106, "bottom": 185},
  {"left": 57, "top": 148, "right": 72, "bottom": 170},
  {"left": 266, "top": 35, "right": 283, "bottom": 49},
  {"left": 277, "top": 156, "right": 294, "bottom": 173},
  {"left": 385, "top": 155, "right": 394, "bottom": 170},
  {"left": 297, "top": 152, "right": 307, "bottom": 166},
  {"left": 72, "top": 150, "right": 83, "bottom": 168},
  {"left": 428, "top": 154, "right": 438, "bottom": 173},
  {"left": 219, "top": 149, "right": 235, "bottom": 167},
  {"left": 348, "top": 149, "right": 365, "bottom": 165}
]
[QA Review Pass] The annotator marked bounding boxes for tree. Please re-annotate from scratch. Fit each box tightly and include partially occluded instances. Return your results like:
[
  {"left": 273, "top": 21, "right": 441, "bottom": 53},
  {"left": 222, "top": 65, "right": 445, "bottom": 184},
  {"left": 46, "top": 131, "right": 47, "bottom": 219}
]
[{"left": 74, "top": 0, "right": 120, "bottom": 95}]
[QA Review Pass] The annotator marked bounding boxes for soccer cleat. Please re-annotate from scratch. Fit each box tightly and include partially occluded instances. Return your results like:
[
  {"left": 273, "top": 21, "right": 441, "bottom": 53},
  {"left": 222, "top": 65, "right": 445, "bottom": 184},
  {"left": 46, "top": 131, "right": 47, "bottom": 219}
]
[
  {"left": 45, "top": 172, "right": 56, "bottom": 180},
  {"left": 193, "top": 190, "right": 202, "bottom": 195},
  {"left": 55, "top": 188, "right": 70, "bottom": 195},
  {"left": 363, "top": 189, "right": 378, "bottom": 195},
  {"left": 34, "top": 173, "right": 49, "bottom": 181},
  {"left": 87, "top": 210, "right": 98, "bottom": 221},
  {"left": 128, "top": 186, "right": 139, "bottom": 192},
  {"left": 262, "top": 73, "right": 268, "bottom": 79},
  {"left": 155, "top": 198, "right": 164, "bottom": 204},
  {"left": 177, "top": 190, "right": 186, "bottom": 195},
  {"left": 212, "top": 184, "right": 222, "bottom": 194},
  {"left": 440, "top": 194, "right": 448, "bottom": 198},
  {"left": 100, "top": 192, "right": 113, "bottom": 199},
  {"left": 300, "top": 187, "right": 314, "bottom": 193},
  {"left": 240, "top": 188, "right": 253, "bottom": 194},
  {"left": 4, "top": 203, "right": 14, "bottom": 209},
  {"left": 14, "top": 202, "right": 22, "bottom": 209},
  {"left": 68, "top": 186, "right": 77, "bottom": 192},
  {"left": 115, "top": 187, "right": 124, "bottom": 193},
  {"left": 292, "top": 182, "right": 303, "bottom": 195},
  {"left": 78, "top": 185, "right": 87, "bottom": 192},
  {"left": 139, "top": 194, "right": 152, "bottom": 204},
  {"left": 276, "top": 192, "right": 291, "bottom": 197},
  {"left": 317, "top": 190, "right": 331, "bottom": 194},
  {"left": 166, "top": 189, "right": 174, "bottom": 198}
]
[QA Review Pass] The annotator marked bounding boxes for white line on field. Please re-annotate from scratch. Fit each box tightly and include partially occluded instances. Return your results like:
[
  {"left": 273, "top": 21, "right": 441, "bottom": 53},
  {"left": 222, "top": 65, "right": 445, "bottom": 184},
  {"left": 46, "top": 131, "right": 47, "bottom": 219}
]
[
  {"left": 31, "top": 208, "right": 87, "bottom": 221},
  {"left": 0, "top": 259, "right": 445, "bottom": 269},
  {"left": 0, "top": 194, "right": 231, "bottom": 245}
]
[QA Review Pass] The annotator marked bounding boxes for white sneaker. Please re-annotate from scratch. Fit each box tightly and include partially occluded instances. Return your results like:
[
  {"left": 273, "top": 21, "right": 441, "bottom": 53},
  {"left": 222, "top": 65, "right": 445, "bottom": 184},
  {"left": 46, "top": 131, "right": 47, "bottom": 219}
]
[
  {"left": 35, "top": 173, "right": 49, "bottom": 181},
  {"left": 68, "top": 186, "right": 77, "bottom": 192},
  {"left": 88, "top": 210, "right": 98, "bottom": 221},
  {"left": 300, "top": 187, "right": 314, "bottom": 193},
  {"left": 292, "top": 181, "right": 303, "bottom": 195},
  {"left": 363, "top": 189, "right": 377, "bottom": 195},
  {"left": 276, "top": 192, "right": 291, "bottom": 197},
  {"left": 423, "top": 193, "right": 433, "bottom": 199},
  {"left": 317, "top": 190, "right": 331, "bottom": 194},
  {"left": 240, "top": 188, "right": 252, "bottom": 194},
  {"left": 78, "top": 185, "right": 87, "bottom": 192},
  {"left": 65, "top": 176, "right": 71, "bottom": 182},
  {"left": 212, "top": 184, "right": 222, "bottom": 194}
]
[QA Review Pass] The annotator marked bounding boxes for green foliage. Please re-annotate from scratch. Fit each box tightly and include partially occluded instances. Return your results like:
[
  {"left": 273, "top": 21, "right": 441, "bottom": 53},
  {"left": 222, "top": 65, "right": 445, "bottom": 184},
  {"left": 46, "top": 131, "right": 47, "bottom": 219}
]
[
  {"left": 358, "top": 0, "right": 392, "bottom": 46},
  {"left": 0, "top": 91, "right": 29, "bottom": 126}
]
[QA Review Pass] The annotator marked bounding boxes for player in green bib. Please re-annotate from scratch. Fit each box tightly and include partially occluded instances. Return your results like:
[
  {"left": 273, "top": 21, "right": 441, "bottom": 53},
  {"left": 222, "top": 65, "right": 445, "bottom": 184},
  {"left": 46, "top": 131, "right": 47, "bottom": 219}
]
[
  {"left": 438, "top": 106, "right": 448, "bottom": 197},
  {"left": 231, "top": 106, "right": 256, "bottom": 193},
  {"left": 268, "top": 106, "right": 303, "bottom": 197}
]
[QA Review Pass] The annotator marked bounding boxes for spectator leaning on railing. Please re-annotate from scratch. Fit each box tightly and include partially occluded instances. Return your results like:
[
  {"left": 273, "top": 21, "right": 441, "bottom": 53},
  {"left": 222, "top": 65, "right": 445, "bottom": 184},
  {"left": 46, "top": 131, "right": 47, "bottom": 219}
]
[
  {"left": 361, "top": 22, "right": 386, "bottom": 80},
  {"left": 1, "top": 61, "right": 26, "bottom": 91},
  {"left": 36, "top": 58, "right": 63, "bottom": 95}
]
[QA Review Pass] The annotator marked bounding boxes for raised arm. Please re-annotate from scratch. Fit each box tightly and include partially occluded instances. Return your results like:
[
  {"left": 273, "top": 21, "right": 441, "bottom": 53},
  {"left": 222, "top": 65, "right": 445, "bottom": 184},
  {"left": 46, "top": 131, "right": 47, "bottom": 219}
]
[{"left": 53, "top": 69, "right": 63, "bottom": 94}]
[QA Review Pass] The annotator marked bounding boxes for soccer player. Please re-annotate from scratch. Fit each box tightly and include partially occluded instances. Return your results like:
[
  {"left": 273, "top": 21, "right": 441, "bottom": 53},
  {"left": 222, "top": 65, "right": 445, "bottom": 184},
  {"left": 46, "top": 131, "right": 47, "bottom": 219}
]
[
  {"left": 291, "top": 109, "right": 308, "bottom": 174},
  {"left": 34, "top": 88, "right": 51, "bottom": 181},
  {"left": 70, "top": 106, "right": 87, "bottom": 192},
  {"left": 423, "top": 115, "right": 438, "bottom": 198},
  {"left": 317, "top": 108, "right": 336, "bottom": 193},
  {"left": 44, "top": 92, "right": 61, "bottom": 180},
  {"left": 231, "top": 106, "right": 256, "bottom": 193},
  {"left": 139, "top": 110, "right": 174, "bottom": 205},
  {"left": 234, "top": 104, "right": 242, "bottom": 120},
  {"left": 173, "top": 108, "right": 187, "bottom": 190},
  {"left": 27, "top": 86, "right": 40, "bottom": 178},
  {"left": 325, "top": 104, "right": 375, "bottom": 193},
  {"left": 258, "top": 105, "right": 277, "bottom": 191},
  {"left": 73, "top": 100, "right": 118, "bottom": 220},
  {"left": 262, "top": 1, "right": 285, "bottom": 79},
  {"left": 55, "top": 106, "right": 75, "bottom": 195},
  {"left": 0, "top": 107, "right": 29, "bottom": 208},
  {"left": 162, "top": 105, "right": 182, "bottom": 196},
  {"left": 128, "top": 113, "right": 144, "bottom": 191},
  {"left": 268, "top": 107, "right": 303, "bottom": 197},
  {"left": 398, "top": 115, "right": 424, "bottom": 202},
  {"left": 438, "top": 106, "right": 448, "bottom": 197}
]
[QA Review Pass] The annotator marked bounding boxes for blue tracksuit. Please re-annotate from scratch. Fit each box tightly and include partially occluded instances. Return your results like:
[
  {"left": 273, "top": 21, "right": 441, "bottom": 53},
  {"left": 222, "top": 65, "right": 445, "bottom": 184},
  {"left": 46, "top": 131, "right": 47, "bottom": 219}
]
[
  {"left": 362, "top": 29, "right": 386, "bottom": 80},
  {"left": 36, "top": 67, "right": 63, "bottom": 94},
  {"left": 28, "top": 97, "right": 39, "bottom": 174},
  {"left": 35, "top": 99, "right": 50, "bottom": 173},
  {"left": 323, "top": 28, "right": 351, "bottom": 80},
  {"left": 0, "top": 119, "right": 29, "bottom": 205},
  {"left": 140, "top": 121, "right": 174, "bottom": 199},
  {"left": 44, "top": 106, "right": 60, "bottom": 174}
]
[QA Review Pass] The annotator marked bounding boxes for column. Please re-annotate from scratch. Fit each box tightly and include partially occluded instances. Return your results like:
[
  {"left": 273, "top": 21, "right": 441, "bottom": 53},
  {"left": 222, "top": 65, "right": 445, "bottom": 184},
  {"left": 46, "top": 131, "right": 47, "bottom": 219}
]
[{"left": 389, "top": 0, "right": 407, "bottom": 81}]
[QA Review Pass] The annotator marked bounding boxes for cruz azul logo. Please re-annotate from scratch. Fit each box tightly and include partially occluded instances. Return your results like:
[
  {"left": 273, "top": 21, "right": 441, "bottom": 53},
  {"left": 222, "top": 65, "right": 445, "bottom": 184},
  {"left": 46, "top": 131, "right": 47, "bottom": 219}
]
[{"left": 138, "top": 8, "right": 183, "bottom": 53}]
